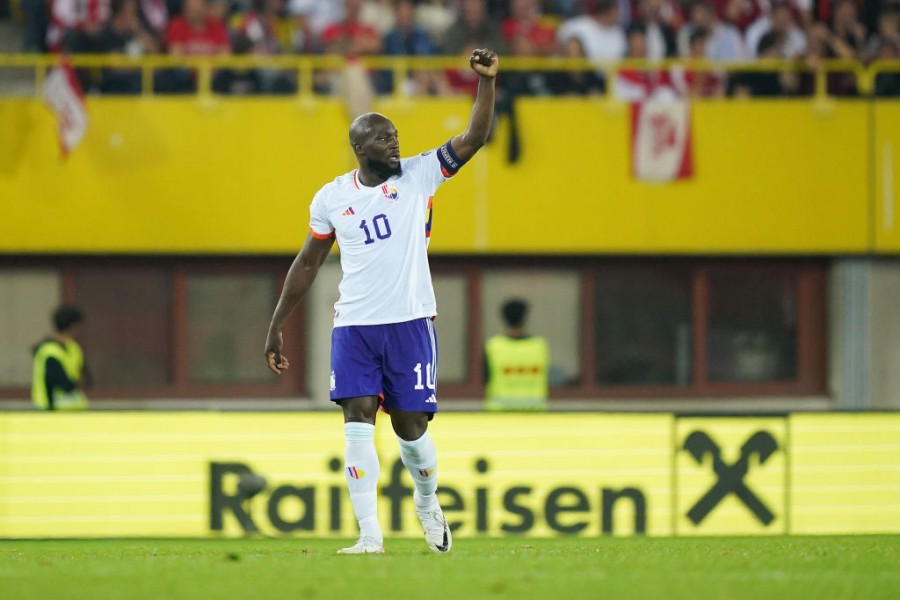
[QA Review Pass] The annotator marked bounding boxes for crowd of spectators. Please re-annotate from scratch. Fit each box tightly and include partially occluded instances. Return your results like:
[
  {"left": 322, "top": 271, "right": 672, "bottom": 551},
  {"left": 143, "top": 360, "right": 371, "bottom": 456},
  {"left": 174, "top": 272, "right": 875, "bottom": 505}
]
[{"left": 3, "top": 0, "right": 899, "bottom": 96}]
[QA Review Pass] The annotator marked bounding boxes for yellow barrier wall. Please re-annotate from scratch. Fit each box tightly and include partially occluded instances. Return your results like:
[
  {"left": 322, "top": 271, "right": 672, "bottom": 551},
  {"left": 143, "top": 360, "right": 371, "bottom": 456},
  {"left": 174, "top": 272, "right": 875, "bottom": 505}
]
[
  {"left": 484, "top": 100, "right": 869, "bottom": 254},
  {"left": 790, "top": 414, "right": 900, "bottom": 534},
  {"left": 1, "top": 412, "right": 897, "bottom": 538},
  {"left": 0, "top": 97, "right": 881, "bottom": 255},
  {"left": 874, "top": 103, "right": 900, "bottom": 253}
]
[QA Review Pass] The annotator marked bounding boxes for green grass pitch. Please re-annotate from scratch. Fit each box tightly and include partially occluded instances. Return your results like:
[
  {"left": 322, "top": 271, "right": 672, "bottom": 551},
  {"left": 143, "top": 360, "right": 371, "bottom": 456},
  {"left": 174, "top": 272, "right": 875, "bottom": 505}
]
[{"left": 1, "top": 536, "right": 897, "bottom": 600}]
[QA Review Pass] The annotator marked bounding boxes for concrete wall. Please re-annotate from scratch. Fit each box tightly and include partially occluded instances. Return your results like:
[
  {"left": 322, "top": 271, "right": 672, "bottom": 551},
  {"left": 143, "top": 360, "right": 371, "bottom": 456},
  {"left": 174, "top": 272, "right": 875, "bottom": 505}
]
[
  {"left": 869, "top": 260, "right": 900, "bottom": 409},
  {"left": 829, "top": 257, "right": 900, "bottom": 410}
]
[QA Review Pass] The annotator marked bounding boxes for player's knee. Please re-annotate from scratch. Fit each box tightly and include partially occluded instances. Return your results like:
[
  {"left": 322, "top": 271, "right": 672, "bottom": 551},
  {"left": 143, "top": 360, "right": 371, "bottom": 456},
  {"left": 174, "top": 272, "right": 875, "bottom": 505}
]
[
  {"left": 391, "top": 411, "right": 429, "bottom": 441},
  {"left": 340, "top": 396, "right": 380, "bottom": 423}
]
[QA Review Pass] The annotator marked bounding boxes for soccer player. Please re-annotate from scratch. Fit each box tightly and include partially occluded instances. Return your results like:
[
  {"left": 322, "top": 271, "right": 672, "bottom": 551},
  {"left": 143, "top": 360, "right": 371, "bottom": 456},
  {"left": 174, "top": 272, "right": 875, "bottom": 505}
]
[{"left": 264, "top": 48, "right": 499, "bottom": 554}]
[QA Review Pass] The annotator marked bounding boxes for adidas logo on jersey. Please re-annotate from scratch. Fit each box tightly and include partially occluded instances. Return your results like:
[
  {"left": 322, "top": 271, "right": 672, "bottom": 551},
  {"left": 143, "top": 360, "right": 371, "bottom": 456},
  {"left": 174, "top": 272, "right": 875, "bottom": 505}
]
[
  {"left": 425, "top": 394, "right": 437, "bottom": 403},
  {"left": 341, "top": 207, "right": 355, "bottom": 216}
]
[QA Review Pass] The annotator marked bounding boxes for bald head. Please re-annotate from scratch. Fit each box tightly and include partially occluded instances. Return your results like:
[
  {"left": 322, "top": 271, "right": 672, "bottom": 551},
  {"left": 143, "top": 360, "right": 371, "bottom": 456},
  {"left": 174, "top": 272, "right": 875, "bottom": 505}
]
[
  {"left": 348, "top": 112, "right": 401, "bottom": 181},
  {"left": 349, "top": 112, "right": 391, "bottom": 148}
]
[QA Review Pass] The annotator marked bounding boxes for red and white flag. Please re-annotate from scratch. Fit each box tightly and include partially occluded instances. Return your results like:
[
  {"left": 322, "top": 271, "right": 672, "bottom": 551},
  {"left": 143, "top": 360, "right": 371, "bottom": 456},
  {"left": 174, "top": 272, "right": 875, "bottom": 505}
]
[
  {"left": 630, "top": 100, "right": 693, "bottom": 183},
  {"left": 43, "top": 58, "right": 88, "bottom": 156}
]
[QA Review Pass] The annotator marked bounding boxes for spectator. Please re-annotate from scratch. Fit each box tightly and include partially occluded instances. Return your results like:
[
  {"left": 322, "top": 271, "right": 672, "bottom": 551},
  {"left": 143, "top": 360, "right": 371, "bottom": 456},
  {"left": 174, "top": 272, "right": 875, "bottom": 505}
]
[
  {"left": 678, "top": 1, "right": 745, "bottom": 61},
  {"left": 97, "top": 0, "right": 160, "bottom": 54},
  {"left": 503, "top": 0, "right": 558, "bottom": 98},
  {"left": 207, "top": 0, "right": 230, "bottom": 29},
  {"left": 166, "top": 0, "right": 230, "bottom": 55},
  {"left": 231, "top": 0, "right": 297, "bottom": 94},
  {"left": 320, "top": 0, "right": 383, "bottom": 105},
  {"left": 360, "top": 0, "right": 395, "bottom": 36},
  {"left": 712, "top": 0, "right": 765, "bottom": 32},
  {"left": 441, "top": 0, "right": 507, "bottom": 98},
  {"left": 47, "top": 0, "right": 111, "bottom": 52},
  {"left": 285, "top": 0, "right": 343, "bottom": 39},
  {"left": 803, "top": 20, "right": 859, "bottom": 95},
  {"left": 232, "top": 0, "right": 284, "bottom": 56},
  {"left": 95, "top": 0, "right": 161, "bottom": 94},
  {"left": 484, "top": 299, "right": 551, "bottom": 412},
  {"left": 745, "top": 1, "right": 807, "bottom": 58},
  {"left": 865, "top": 4, "right": 900, "bottom": 62},
  {"left": 676, "top": 28, "right": 726, "bottom": 96},
  {"left": 320, "top": 0, "right": 382, "bottom": 56},
  {"left": 635, "top": 0, "right": 680, "bottom": 58},
  {"left": 547, "top": 0, "right": 581, "bottom": 19},
  {"left": 549, "top": 36, "right": 606, "bottom": 95},
  {"left": 442, "top": 0, "right": 506, "bottom": 55},
  {"left": 383, "top": 0, "right": 442, "bottom": 95},
  {"left": 285, "top": 0, "right": 320, "bottom": 53},
  {"left": 556, "top": 0, "right": 626, "bottom": 62},
  {"left": 159, "top": 0, "right": 231, "bottom": 93},
  {"left": 614, "top": 22, "right": 675, "bottom": 101},
  {"left": 730, "top": 30, "right": 800, "bottom": 97},
  {"left": 136, "top": 0, "right": 168, "bottom": 48},
  {"left": 501, "top": 0, "right": 558, "bottom": 57},
  {"left": 830, "top": 0, "right": 867, "bottom": 59},
  {"left": 414, "top": 0, "right": 457, "bottom": 49},
  {"left": 22, "top": 0, "right": 50, "bottom": 52},
  {"left": 384, "top": 0, "right": 437, "bottom": 56},
  {"left": 31, "top": 306, "right": 90, "bottom": 411}
]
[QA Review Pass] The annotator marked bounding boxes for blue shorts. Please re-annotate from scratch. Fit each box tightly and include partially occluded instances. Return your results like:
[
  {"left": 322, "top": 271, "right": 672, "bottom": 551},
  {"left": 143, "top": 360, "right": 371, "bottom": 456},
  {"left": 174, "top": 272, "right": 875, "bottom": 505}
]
[{"left": 330, "top": 318, "right": 439, "bottom": 414}]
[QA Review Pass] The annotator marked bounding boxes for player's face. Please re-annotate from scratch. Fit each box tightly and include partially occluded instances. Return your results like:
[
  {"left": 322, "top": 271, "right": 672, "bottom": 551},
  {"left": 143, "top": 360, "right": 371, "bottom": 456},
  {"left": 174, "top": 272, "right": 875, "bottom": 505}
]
[{"left": 365, "top": 121, "right": 401, "bottom": 173}]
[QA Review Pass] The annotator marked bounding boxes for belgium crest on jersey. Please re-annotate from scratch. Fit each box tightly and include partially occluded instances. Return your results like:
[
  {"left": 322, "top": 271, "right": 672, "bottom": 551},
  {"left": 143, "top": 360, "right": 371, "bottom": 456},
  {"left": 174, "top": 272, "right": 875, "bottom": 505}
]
[{"left": 382, "top": 183, "right": 399, "bottom": 202}]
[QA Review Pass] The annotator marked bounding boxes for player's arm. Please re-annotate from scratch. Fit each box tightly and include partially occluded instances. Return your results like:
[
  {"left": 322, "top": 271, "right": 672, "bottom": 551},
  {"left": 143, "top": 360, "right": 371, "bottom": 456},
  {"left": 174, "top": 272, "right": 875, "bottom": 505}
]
[
  {"left": 449, "top": 48, "right": 499, "bottom": 165},
  {"left": 265, "top": 232, "right": 335, "bottom": 374}
]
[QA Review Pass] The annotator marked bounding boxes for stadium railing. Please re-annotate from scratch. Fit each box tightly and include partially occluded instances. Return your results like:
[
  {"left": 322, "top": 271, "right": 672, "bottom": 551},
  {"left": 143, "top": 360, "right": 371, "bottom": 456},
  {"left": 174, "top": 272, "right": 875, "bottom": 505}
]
[{"left": 1, "top": 54, "right": 896, "bottom": 99}]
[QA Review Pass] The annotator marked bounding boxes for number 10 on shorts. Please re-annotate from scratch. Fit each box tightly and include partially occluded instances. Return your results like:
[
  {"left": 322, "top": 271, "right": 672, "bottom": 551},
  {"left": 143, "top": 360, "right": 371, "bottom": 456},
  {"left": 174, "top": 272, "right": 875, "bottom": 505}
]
[{"left": 413, "top": 362, "right": 435, "bottom": 390}]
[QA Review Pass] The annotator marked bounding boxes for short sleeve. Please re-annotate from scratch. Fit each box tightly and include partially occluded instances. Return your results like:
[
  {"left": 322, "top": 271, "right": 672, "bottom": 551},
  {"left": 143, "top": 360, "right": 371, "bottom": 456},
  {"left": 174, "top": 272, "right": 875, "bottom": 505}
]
[
  {"left": 408, "top": 140, "right": 467, "bottom": 195},
  {"left": 308, "top": 190, "right": 334, "bottom": 239}
]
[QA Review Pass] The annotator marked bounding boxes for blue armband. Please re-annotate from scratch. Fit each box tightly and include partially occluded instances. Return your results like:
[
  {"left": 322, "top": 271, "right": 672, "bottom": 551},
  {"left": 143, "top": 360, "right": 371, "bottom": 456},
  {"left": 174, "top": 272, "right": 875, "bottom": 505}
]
[{"left": 437, "top": 140, "right": 466, "bottom": 177}]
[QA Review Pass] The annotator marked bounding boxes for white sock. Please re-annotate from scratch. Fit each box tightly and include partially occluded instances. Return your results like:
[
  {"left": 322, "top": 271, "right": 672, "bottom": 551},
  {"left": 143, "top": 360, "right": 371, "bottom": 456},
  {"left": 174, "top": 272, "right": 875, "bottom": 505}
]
[
  {"left": 344, "top": 422, "right": 382, "bottom": 542},
  {"left": 398, "top": 431, "right": 438, "bottom": 511}
]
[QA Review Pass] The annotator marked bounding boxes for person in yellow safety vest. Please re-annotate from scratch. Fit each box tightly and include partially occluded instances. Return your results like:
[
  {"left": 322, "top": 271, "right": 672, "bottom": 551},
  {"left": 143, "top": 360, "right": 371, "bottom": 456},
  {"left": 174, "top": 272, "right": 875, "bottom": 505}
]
[
  {"left": 31, "top": 306, "right": 90, "bottom": 411},
  {"left": 484, "top": 298, "right": 550, "bottom": 411}
]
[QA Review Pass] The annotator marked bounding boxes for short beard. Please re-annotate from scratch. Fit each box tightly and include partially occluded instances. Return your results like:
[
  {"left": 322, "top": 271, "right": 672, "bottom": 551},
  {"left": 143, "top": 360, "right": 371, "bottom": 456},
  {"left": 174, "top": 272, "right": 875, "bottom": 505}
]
[{"left": 372, "top": 161, "right": 401, "bottom": 180}]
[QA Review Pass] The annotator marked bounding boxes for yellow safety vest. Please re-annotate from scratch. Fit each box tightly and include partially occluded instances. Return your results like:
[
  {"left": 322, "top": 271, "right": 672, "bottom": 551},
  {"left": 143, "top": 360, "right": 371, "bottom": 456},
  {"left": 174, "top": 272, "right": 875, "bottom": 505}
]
[
  {"left": 484, "top": 335, "right": 550, "bottom": 411},
  {"left": 31, "top": 338, "right": 88, "bottom": 411}
]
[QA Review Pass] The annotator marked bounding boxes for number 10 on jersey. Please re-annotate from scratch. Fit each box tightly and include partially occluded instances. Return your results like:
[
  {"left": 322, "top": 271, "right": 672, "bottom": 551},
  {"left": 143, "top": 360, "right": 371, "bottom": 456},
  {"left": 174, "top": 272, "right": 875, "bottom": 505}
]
[
  {"left": 360, "top": 214, "right": 392, "bottom": 244},
  {"left": 413, "top": 362, "right": 435, "bottom": 390}
]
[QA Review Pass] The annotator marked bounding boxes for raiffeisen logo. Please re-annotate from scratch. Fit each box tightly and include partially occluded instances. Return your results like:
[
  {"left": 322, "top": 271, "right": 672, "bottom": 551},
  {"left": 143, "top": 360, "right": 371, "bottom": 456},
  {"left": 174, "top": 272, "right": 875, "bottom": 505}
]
[{"left": 209, "top": 458, "right": 648, "bottom": 537}]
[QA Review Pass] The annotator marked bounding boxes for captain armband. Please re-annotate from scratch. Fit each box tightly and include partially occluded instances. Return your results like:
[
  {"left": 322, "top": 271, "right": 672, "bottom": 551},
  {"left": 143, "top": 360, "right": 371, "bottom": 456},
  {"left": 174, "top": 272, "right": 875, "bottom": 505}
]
[{"left": 437, "top": 140, "right": 467, "bottom": 177}]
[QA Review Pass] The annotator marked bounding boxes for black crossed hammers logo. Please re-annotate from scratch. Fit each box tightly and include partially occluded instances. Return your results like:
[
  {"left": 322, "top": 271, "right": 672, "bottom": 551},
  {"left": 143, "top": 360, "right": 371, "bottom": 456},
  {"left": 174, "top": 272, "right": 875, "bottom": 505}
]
[{"left": 683, "top": 430, "right": 779, "bottom": 526}]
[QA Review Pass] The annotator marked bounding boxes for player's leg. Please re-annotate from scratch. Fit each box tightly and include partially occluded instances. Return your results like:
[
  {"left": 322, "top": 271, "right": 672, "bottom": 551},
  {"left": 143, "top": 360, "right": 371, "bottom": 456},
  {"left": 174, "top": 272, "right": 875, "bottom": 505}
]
[
  {"left": 389, "top": 411, "right": 434, "bottom": 500},
  {"left": 337, "top": 396, "right": 384, "bottom": 554},
  {"left": 389, "top": 409, "right": 435, "bottom": 503},
  {"left": 382, "top": 318, "right": 451, "bottom": 553},
  {"left": 389, "top": 410, "right": 450, "bottom": 552},
  {"left": 330, "top": 325, "right": 386, "bottom": 554}
]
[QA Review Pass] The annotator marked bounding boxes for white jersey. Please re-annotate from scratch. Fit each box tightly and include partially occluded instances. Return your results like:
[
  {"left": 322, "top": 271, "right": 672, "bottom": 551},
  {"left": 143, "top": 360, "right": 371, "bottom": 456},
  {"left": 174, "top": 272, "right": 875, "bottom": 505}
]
[{"left": 309, "top": 146, "right": 458, "bottom": 327}]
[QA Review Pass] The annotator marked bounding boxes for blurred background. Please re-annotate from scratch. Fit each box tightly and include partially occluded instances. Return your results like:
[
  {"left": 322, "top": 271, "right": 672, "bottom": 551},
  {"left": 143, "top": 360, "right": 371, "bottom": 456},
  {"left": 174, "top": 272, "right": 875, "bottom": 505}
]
[{"left": 0, "top": 0, "right": 899, "bottom": 414}]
